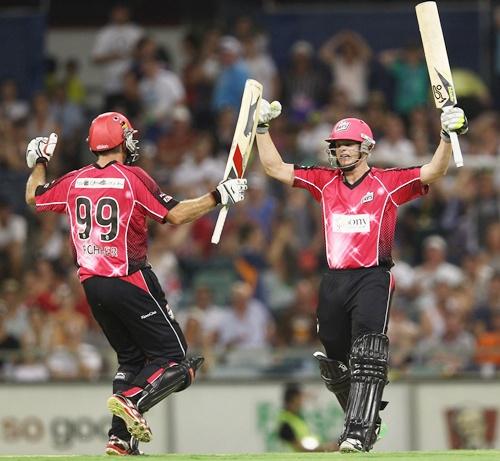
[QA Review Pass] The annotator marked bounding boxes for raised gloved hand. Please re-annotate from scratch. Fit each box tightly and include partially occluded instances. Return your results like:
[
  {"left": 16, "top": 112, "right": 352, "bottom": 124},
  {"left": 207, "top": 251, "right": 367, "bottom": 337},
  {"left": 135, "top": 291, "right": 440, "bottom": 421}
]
[
  {"left": 213, "top": 178, "right": 248, "bottom": 205},
  {"left": 26, "top": 133, "right": 58, "bottom": 168},
  {"left": 257, "top": 99, "right": 282, "bottom": 134},
  {"left": 440, "top": 107, "right": 468, "bottom": 143}
]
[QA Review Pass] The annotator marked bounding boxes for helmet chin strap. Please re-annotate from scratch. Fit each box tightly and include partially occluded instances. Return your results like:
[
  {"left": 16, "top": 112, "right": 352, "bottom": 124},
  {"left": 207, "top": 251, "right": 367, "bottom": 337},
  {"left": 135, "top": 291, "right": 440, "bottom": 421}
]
[{"left": 329, "top": 152, "right": 367, "bottom": 171}]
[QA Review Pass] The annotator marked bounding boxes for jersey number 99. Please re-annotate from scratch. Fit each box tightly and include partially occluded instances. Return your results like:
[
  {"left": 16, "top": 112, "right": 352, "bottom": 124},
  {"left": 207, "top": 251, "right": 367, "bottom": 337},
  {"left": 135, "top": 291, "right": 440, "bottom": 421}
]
[{"left": 76, "top": 196, "right": 119, "bottom": 242}]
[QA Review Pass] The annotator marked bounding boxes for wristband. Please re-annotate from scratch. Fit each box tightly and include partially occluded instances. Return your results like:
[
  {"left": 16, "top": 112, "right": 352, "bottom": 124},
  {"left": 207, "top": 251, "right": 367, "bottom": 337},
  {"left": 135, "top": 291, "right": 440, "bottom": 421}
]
[
  {"left": 256, "top": 123, "right": 269, "bottom": 134},
  {"left": 211, "top": 189, "right": 221, "bottom": 204},
  {"left": 440, "top": 129, "right": 451, "bottom": 143},
  {"left": 35, "top": 157, "right": 49, "bottom": 165}
]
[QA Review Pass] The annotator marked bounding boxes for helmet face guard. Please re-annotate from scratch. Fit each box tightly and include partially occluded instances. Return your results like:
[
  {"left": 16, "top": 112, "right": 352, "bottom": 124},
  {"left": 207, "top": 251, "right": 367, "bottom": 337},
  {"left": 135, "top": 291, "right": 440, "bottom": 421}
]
[
  {"left": 87, "top": 112, "right": 140, "bottom": 164},
  {"left": 123, "top": 127, "right": 139, "bottom": 165}
]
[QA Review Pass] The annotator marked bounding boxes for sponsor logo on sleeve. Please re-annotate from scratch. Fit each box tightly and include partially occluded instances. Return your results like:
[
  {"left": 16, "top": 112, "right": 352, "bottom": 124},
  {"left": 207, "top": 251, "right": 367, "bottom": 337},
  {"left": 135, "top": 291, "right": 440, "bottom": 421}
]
[
  {"left": 361, "top": 191, "right": 374, "bottom": 204},
  {"left": 159, "top": 192, "right": 173, "bottom": 204}
]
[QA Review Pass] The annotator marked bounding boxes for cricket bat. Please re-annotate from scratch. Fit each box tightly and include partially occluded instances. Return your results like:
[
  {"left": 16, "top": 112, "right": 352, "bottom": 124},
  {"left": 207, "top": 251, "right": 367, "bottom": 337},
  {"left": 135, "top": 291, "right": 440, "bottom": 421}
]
[
  {"left": 416, "top": 1, "right": 463, "bottom": 167},
  {"left": 211, "top": 79, "right": 263, "bottom": 244}
]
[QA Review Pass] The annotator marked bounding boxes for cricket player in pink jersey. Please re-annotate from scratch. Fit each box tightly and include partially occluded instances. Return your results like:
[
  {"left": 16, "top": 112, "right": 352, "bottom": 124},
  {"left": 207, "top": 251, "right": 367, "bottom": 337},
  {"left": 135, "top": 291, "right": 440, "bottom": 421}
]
[
  {"left": 256, "top": 100, "right": 468, "bottom": 452},
  {"left": 25, "top": 112, "right": 247, "bottom": 455}
]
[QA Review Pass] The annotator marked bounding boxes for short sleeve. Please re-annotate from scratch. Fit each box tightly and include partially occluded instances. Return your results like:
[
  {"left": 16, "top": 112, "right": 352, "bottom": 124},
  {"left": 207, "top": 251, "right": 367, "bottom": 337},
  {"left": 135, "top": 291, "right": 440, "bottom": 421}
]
[
  {"left": 293, "top": 166, "right": 337, "bottom": 202},
  {"left": 35, "top": 172, "right": 77, "bottom": 214},
  {"left": 129, "top": 167, "right": 179, "bottom": 222},
  {"left": 383, "top": 167, "right": 429, "bottom": 206}
]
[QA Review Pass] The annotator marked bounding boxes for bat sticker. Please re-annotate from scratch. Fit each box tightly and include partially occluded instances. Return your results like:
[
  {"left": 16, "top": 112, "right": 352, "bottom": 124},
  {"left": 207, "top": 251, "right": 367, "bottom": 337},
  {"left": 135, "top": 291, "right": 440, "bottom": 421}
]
[
  {"left": 244, "top": 97, "right": 259, "bottom": 137},
  {"left": 434, "top": 68, "right": 456, "bottom": 106}
]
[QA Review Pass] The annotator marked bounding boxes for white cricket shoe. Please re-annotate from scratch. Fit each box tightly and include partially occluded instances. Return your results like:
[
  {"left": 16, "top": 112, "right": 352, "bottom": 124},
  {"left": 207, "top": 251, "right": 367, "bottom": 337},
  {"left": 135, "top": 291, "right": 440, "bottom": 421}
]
[{"left": 339, "top": 437, "right": 363, "bottom": 453}]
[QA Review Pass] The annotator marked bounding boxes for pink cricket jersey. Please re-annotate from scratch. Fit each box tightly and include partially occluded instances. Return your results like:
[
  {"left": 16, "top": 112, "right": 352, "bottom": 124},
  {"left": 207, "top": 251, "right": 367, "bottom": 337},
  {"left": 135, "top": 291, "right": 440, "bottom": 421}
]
[
  {"left": 35, "top": 161, "right": 178, "bottom": 281},
  {"left": 294, "top": 166, "right": 428, "bottom": 269}
]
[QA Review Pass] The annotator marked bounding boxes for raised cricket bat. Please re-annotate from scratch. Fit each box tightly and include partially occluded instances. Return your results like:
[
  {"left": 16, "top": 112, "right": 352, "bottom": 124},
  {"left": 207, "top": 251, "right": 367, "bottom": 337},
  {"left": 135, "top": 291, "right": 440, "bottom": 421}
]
[
  {"left": 211, "top": 79, "right": 263, "bottom": 244},
  {"left": 416, "top": 1, "right": 463, "bottom": 167}
]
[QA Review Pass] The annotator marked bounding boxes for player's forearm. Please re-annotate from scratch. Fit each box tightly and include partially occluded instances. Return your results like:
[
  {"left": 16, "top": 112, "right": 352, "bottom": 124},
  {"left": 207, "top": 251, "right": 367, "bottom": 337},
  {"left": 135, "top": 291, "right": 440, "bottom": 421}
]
[
  {"left": 25, "top": 164, "right": 47, "bottom": 206},
  {"left": 166, "top": 193, "right": 217, "bottom": 225},
  {"left": 420, "top": 140, "right": 453, "bottom": 184},
  {"left": 256, "top": 133, "right": 294, "bottom": 185}
]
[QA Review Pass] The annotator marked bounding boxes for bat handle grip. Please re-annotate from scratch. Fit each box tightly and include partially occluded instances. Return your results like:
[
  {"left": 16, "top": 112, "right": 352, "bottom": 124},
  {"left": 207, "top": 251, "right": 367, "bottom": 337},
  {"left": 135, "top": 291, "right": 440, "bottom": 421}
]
[
  {"left": 449, "top": 131, "right": 463, "bottom": 168},
  {"left": 211, "top": 205, "right": 229, "bottom": 244}
]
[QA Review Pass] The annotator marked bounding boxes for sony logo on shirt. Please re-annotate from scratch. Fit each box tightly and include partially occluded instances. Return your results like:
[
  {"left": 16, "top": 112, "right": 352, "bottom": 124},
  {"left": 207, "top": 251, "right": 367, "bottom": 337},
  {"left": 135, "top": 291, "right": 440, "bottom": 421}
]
[{"left": 331, "top": 214, "right": 370, "bottom": 233}]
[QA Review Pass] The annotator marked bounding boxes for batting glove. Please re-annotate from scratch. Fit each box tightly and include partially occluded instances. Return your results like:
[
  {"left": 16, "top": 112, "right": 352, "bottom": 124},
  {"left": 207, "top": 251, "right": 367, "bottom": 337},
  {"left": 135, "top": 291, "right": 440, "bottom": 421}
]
[
  {"left": 440, "top": 107, "right": 468, "bottom": 143},
  {"left": 213, "top": 178, "right": 248, "bottom": 205},
  {"left": 26, "top": 133, "right": 58, "bottom": 168},
  {"left": 257, "top": 99, "right": 282, "bottom": 134}
]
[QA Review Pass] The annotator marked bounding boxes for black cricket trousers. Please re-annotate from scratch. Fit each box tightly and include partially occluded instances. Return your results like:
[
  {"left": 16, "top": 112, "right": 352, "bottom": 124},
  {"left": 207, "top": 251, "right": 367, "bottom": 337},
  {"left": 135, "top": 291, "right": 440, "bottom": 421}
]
[
  {"left": 317, "top": 266, "right": 394, "bottom": 366},
  {"left": 83, "top": 267, "right": 187, "bottom": 371}
]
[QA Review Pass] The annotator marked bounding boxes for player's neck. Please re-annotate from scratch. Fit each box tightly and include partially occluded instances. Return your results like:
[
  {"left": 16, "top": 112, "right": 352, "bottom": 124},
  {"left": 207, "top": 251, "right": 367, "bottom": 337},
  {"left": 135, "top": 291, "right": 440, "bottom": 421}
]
[
  {"left": 343, "top": 163, "right": 370, "bottom": 185},
  {"left": 96, "top": 153, "right": 125, "bottom": 167}
]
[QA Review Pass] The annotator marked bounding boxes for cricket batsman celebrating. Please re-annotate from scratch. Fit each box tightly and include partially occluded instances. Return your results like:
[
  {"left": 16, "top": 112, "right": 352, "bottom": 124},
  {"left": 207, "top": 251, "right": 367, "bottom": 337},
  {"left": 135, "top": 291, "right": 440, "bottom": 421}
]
[
  {"left": 255, "top": 100, "right": 467, "bottom": 452},
  {"left": 25, "top": 112, "right": 247, "bottom": 455}
]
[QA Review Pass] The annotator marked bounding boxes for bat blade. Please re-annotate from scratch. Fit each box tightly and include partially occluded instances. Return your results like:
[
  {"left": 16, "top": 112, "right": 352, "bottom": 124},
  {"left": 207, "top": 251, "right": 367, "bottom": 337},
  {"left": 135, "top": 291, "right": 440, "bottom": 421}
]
[
  {"left": 211, "top": 79, "right": 263, "bottom": 244},
  {"left": 416, "top": 1, "right": 456, "bottom": 109},
  {"left": 416, "top": 1, "right": 463, "bottom": 167}
]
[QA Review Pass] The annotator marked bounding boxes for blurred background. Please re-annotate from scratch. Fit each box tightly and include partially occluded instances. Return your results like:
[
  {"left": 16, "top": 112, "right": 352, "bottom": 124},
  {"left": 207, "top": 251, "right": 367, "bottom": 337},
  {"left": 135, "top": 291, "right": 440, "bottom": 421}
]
[{"left": 0, "top": 0, "right": 499, "bottom": 454}]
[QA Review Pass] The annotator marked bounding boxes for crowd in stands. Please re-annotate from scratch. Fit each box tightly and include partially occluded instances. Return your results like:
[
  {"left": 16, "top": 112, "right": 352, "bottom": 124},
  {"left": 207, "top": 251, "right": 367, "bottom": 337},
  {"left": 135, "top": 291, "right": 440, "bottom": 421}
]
[{"left": 0, "top": 5, "right": 499, "bottom": 381}]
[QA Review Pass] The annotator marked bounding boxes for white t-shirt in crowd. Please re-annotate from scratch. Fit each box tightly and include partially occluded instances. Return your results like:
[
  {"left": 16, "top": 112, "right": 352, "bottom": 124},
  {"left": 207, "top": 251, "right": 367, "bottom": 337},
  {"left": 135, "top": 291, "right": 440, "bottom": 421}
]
[
  {"left": 92, "top": 23, "right": 144, "bottom": 94},
  {"left": 139, "top": 69, "right": 185, "bottom": 120}
]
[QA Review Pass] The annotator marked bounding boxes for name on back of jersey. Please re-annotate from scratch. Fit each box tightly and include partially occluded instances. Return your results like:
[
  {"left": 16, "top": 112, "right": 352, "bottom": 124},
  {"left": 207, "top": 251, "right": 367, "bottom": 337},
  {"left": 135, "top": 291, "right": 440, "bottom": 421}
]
[
  {"left": 83, "top": 243, "right": 118, "bottom": 257},
  {"left": 331, "top": 214, "right": 370, "bottom": 233}
]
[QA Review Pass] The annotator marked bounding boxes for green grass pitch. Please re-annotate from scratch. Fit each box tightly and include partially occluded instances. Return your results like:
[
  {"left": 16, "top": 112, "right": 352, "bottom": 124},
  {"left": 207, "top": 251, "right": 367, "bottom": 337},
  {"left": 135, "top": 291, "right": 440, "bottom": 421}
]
[{"left": 0, "top": 451, "right": 499, "bottom": 461}]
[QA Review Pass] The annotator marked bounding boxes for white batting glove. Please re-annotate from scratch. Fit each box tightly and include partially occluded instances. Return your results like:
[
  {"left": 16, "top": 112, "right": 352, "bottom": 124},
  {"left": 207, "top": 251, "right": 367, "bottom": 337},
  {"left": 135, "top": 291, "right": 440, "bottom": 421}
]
[
  {"left": 257, "top": 99, "right": 282, "bottom": 134},
  {"left": 440, "top": 107, "right": 468, "bottom": 142},
  {"left": 214, "top": 178, "right": 248, "bottom": 205},
  {"left": 26, "top": 133, "right": 58, "bottom": 168}
]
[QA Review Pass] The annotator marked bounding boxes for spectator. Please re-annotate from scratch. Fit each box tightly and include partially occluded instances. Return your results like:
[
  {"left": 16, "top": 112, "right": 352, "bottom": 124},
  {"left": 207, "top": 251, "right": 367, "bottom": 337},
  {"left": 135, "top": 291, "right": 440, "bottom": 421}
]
[
  {"left": 181, "top": 31, "right": 216, "bottom": 129},
  {"left": 242, "top": 33, "right": 279, "bottom": 101},
  {"left": 212, "top": 36, "right": 249, "bottom": 113},
  {"left": 180, "top": 285, "right": 225, "bottom": 347},
  {"left": 63, "top": 58, "right": 86, "bottom": 105},
  {"left": 282, "top": 40, "right": 330, "bottom": 122},
  {"left": 139, "top": 56, "right": 186, "bottom": 140},
  {"left": 413, "top": 235, "right": 464, "bottom": 295},
  {"left": 0, "top": 197, "right": 27, "bottom": 280},
  {"left": 379, "top": 43, "right": 428, "bottom": 117},
  {"left": 319, "top": 30, "right": 372, "bottom": 109},
  {"left": 484, "top": 221, "right": 500, "bottom": 271},
  {"left": 217, "top": 281, "right": 274, "bottom": 351},
  {"left": 0, "top": 307, "right": 21, "bottom": 376},
  {"left": 373, "top": 113, "right": 417, "bottom": 167},
  {"left": 0, "top": 279, "right": 28, "bottom": 341},
  {"left": 413, "top": 314, "right": 475, "bottom": 376},
  {"left": 92, "top": 4, "right": 144, "bottom": 109},
  {"left": 276, "top": 279, "right": 318, "bottom": 348},
  {"left": 474, "top": 311, "right": 500, "bottom": 373},
  {"left": 0, "top": 79, "right": 29, "bottom": 122},
  {"left": 471, "top": 272, "right": 500, "bottom": 334},
  {"left": 418, "top": 279, "right": 460, "bottom": 339},
  {"left": 387, "top": 304, "right": 420, "bottom": 370},
  {"left": 172, "top": 129, "right": 224, "bottom": 197}
]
